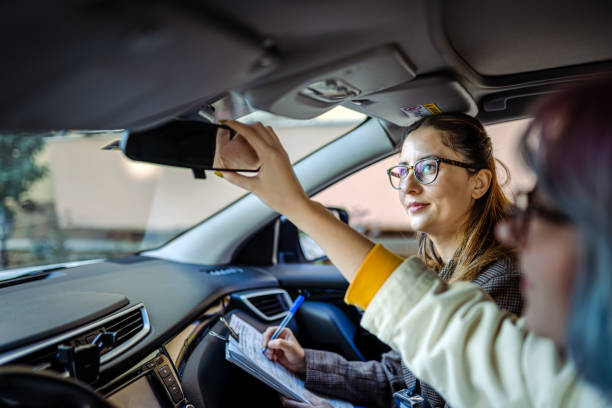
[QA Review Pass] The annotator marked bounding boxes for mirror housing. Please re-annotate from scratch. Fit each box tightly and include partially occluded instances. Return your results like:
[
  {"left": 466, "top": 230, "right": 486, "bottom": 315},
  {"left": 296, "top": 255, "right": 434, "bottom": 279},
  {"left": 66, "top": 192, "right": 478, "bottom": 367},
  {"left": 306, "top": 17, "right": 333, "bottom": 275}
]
[
  {"left": 280, "top": 207, "right": 350, "bottom": 264},
  {"left": 106, "top": 120, "right": 260, "bottom": 178},
  {"left": 232, "top": 207, "right": 349, "bottom": 266}
]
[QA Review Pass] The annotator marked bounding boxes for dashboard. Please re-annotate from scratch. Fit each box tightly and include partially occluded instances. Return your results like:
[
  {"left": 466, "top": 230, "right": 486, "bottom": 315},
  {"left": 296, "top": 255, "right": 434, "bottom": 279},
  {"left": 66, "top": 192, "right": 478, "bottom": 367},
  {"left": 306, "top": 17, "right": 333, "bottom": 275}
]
[{"left": 0, "top": 255, "right": 364, "bottom": 407}]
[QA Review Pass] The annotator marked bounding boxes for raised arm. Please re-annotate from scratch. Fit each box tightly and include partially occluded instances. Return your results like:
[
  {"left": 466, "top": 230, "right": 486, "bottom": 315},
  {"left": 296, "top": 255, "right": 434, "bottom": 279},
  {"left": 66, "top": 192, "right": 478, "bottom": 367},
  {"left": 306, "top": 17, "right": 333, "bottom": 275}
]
[{"left": 219, "top": 121, "right": 374, "bottom": 281}]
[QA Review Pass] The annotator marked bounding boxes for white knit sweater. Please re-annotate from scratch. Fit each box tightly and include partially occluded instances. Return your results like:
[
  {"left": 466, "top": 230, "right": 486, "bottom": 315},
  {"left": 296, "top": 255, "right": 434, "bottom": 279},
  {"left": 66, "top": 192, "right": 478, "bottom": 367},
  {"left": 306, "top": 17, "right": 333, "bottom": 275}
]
[{"left": 360, "top": 257, "right": 609, "bottom": 408}]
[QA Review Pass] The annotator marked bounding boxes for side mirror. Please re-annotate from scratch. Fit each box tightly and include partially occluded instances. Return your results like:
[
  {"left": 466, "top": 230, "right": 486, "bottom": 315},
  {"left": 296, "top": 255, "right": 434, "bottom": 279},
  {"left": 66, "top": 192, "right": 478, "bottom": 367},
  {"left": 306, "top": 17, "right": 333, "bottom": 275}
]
[{"left": 278, "top": 207, "right": 349, "bottom": 264}]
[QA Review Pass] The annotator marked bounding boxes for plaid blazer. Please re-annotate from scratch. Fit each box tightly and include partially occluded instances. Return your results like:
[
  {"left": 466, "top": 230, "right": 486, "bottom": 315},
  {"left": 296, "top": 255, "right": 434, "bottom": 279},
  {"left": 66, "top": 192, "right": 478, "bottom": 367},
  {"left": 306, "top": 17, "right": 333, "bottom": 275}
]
[{"left": 303, "top": 256, "right": 523, "bottom": 408}]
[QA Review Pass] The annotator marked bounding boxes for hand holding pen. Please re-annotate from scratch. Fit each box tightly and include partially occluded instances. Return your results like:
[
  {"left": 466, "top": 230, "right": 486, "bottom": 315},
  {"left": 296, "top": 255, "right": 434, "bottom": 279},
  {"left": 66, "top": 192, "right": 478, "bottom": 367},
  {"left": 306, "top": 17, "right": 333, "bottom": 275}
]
[{"left": 261, "top": 295, "right": 307, "bottom": 375}]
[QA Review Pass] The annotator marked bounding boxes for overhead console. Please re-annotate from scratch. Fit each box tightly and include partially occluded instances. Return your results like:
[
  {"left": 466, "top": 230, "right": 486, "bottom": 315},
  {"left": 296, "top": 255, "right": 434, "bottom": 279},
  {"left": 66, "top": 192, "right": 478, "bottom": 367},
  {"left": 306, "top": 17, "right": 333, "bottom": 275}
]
[
  {"left": 245, "top": 44, "right": 478, "bottom": 127},
  {"left": 245, "top": 45, "right": 415, "bottom": 119},
  {"left": 345, "top": 75, "right": 478, "bottom": 126}
]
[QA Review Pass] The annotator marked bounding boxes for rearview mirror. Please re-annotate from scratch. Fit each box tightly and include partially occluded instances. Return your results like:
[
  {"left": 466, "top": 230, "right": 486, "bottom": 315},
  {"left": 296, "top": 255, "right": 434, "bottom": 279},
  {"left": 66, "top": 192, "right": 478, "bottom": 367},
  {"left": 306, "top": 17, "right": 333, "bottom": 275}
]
[{"left": 112, "top": 120, "right": 260, "bottom": 175}]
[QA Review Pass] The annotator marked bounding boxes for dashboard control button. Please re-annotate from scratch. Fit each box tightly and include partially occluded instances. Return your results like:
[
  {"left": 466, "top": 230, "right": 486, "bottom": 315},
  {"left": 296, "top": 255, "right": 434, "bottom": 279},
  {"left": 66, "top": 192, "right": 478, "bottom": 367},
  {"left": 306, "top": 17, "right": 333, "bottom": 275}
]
[
  {"left": 171, "top": 391, "right": 183, "bottom": 403},
  {"left": 168, "top": 384, "right": 183, "bottom": 403},
  {"left": 163, "top": 375, "right": 176, "bottom": 386},
  {"left": 157, "top": 365, "right": 171, "bottom": 378},
  {"left": 146, "top": 361, "right": 157, "bottom": 369}
]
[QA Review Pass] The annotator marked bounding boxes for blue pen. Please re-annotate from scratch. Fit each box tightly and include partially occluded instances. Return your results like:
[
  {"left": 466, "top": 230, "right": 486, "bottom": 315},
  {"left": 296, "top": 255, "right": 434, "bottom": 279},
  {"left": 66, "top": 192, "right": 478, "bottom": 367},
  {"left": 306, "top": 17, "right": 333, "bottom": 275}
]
[{"left": 262, "top": 294, "right": 305, "bottom": 354}]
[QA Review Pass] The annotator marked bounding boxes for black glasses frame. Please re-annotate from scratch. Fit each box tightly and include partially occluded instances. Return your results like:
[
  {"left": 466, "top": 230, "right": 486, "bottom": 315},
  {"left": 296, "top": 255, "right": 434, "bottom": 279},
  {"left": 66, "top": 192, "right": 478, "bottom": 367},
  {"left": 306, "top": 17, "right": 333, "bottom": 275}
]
[
  {"left": 386, "top": 156, "right": 476, "bottom": 189},
  {"left": 510, "top": 190, "right": 571, "bottom": 238}
]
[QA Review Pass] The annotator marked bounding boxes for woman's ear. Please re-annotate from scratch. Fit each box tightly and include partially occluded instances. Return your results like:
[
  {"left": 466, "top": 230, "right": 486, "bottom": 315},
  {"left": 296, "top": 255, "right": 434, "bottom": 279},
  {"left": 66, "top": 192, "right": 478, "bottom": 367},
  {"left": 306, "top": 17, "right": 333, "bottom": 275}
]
[{"left": 471, "top": 169, "right": 493, "bottom": 199}]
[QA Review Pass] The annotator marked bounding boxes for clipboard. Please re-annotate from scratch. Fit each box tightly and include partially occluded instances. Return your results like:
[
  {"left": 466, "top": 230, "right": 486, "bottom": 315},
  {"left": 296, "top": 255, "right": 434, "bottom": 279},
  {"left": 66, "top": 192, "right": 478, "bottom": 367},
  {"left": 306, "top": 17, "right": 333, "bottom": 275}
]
[{"left": 222, "top": 314, "right": 352, "bottom": 408}]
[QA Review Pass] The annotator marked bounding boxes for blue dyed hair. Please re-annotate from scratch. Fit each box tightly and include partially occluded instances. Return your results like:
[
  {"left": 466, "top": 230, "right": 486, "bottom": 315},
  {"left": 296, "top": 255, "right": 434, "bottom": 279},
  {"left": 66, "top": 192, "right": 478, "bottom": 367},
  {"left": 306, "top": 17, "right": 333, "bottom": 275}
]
[{"left": 520, "top": 76, "right": 612, "bottom": 395}]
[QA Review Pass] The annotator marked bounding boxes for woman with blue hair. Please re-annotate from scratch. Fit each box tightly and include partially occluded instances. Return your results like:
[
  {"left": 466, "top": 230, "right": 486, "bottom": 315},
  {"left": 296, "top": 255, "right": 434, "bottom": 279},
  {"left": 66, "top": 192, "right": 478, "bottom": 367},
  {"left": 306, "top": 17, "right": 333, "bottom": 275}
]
[{"left": 219, "top": 76, "right": 612, "bottom": 406}]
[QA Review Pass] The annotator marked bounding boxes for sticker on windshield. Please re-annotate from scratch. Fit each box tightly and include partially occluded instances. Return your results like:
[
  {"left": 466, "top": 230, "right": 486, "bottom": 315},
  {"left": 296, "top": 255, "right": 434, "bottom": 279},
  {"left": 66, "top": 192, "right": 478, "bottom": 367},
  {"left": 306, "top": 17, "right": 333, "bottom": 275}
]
[{"left": 400, "top": 103, "right": 442, "bottom": 118}]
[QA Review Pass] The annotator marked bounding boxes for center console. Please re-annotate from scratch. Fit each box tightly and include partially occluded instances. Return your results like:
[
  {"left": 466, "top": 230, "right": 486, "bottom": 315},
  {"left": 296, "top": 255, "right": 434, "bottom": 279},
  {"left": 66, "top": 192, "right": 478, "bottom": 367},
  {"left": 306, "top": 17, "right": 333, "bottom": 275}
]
[{"left": 104, "top": 352, "right": 189, "bottom": 408}]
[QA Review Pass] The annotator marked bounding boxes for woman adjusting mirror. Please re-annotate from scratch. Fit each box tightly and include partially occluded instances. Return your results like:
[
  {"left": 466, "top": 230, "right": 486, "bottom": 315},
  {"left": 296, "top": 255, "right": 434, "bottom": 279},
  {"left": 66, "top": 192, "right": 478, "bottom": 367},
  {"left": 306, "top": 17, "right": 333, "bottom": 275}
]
[{"left": 217, "top": 113, "right": 522, "bottom": 408}]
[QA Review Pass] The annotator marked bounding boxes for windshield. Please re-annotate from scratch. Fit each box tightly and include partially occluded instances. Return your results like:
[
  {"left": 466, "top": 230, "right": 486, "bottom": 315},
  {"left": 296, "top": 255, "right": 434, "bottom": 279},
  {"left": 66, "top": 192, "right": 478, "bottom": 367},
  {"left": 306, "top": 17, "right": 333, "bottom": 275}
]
[{"left": 0, "top": 107, "right": 366, "bottom": 276}]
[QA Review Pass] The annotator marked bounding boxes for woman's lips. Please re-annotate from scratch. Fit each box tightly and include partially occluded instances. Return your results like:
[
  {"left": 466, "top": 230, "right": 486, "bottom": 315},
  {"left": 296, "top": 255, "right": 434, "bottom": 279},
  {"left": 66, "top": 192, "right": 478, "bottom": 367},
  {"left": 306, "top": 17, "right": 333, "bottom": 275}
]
[{"left": 408, "top": 202, "right": 430, "bottom": 213}]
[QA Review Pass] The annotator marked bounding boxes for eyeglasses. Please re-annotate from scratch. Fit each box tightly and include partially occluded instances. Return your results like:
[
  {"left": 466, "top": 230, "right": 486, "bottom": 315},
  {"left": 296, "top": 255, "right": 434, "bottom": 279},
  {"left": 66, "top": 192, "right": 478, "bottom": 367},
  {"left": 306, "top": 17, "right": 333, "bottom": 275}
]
[
  {"left": 508, "top": 189, "right": 571, "bottom": 240},
  {"left": 386, "top": 156, "right": 476, "bottom": 189}
]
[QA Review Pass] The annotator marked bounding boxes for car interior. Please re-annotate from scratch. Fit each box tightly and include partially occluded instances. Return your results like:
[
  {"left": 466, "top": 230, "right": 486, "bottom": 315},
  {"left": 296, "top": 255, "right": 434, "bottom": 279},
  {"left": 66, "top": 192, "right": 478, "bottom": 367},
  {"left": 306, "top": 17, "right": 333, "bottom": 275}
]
[{"left": 1, "top": 1, "right": 612, "bottom": 407}]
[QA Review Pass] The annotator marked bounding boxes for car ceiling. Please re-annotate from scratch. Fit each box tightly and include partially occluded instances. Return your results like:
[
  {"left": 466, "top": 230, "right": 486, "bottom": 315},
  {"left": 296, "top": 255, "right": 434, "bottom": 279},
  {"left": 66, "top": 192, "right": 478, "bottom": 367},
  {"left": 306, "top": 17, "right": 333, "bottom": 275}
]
[{"left": 1, "top": 0, "right": 611, "bottom": 131}]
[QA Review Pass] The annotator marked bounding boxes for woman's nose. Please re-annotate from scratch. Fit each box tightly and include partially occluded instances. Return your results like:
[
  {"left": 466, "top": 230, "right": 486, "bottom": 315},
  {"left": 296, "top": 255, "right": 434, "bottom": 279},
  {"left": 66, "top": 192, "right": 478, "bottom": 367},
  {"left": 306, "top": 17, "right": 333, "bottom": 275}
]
[{"left": 400, "top": 171, "right": 421, "bottom": 193}]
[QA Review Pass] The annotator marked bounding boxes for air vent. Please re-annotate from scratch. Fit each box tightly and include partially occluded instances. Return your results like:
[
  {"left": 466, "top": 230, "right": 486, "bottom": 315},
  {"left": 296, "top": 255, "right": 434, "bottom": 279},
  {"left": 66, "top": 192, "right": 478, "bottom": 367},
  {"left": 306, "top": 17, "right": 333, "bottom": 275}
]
[
  {"left": 102, "top": 308, "right": 145, "bottom": 354},
  {"left": 0, "top": 304, "right": 150, "bottom": 367},
  {"left": 239, "top": 289, "right": 292, "bottom": 321},
  {"left": 202, "top": 267, "right": 244, "bottom": 276},
  {"left": 108, "top": 256, "right": 155, "bottom": 264}
]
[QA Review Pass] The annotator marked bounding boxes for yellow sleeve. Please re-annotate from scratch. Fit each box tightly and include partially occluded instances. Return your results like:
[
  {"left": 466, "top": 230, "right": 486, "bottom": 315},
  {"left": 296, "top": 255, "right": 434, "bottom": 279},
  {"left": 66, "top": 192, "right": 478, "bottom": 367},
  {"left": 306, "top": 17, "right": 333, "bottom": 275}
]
[{"left": 344, "top": 243, "right": 404, "bottom": 309}]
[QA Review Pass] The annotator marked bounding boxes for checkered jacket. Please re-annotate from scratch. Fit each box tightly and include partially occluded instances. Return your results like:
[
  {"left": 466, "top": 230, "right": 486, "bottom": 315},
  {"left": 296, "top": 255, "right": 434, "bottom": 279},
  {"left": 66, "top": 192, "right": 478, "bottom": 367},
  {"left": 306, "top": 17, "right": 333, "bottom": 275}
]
[{"left": 303, "top": 256, "right": 523, "bottom": 408}]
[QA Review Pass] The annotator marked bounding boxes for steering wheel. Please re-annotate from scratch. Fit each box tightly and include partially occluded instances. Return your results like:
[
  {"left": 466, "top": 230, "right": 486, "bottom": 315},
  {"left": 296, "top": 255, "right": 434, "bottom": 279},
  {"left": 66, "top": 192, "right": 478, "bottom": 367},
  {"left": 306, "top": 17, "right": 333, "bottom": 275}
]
[{"left": 0, "top": 365, "right": 114, "bottom": 408}]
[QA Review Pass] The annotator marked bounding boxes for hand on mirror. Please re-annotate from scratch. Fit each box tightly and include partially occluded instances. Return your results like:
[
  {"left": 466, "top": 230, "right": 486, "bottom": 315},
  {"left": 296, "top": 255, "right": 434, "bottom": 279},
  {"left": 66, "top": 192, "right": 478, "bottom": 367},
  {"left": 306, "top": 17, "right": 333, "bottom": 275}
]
[
  {"left": 218, "top": 121, "right": 376, "bottom": 283},
  {"left": 216, "top": 121, "right": 310, "bottom": 217},
  {"left": 213, "top": 126, "right": 261, "bottom": 170},
  {"left": 279, "top": 391, "right": 333, "bottom": 408},
  {"left": 262, "top": 326, "right": 306, "bottom": 376}
]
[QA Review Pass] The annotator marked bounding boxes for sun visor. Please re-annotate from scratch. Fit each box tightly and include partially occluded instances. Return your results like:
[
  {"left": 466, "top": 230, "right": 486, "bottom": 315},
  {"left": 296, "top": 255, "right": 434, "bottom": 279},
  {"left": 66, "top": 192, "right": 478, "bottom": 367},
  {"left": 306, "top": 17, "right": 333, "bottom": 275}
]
[
  {"left": 245, "top": 45, "right": 415, "bottom": 119},
  {"left": 0, "top": 3, "right": 277, "bottom": 131},
  {"left": 343, "top": 76, "right": 478, "bottom": 126}
]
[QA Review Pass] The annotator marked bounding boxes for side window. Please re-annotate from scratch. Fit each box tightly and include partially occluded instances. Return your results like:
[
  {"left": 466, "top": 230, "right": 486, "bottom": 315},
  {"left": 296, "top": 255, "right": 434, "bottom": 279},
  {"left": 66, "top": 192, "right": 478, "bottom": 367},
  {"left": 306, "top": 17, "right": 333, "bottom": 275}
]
[
  {"left": 312, "top": 119, "right": 535, "bottom": 258},
  {"left": 313, "top": 155, "right": 416, "bottom": 257}
]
